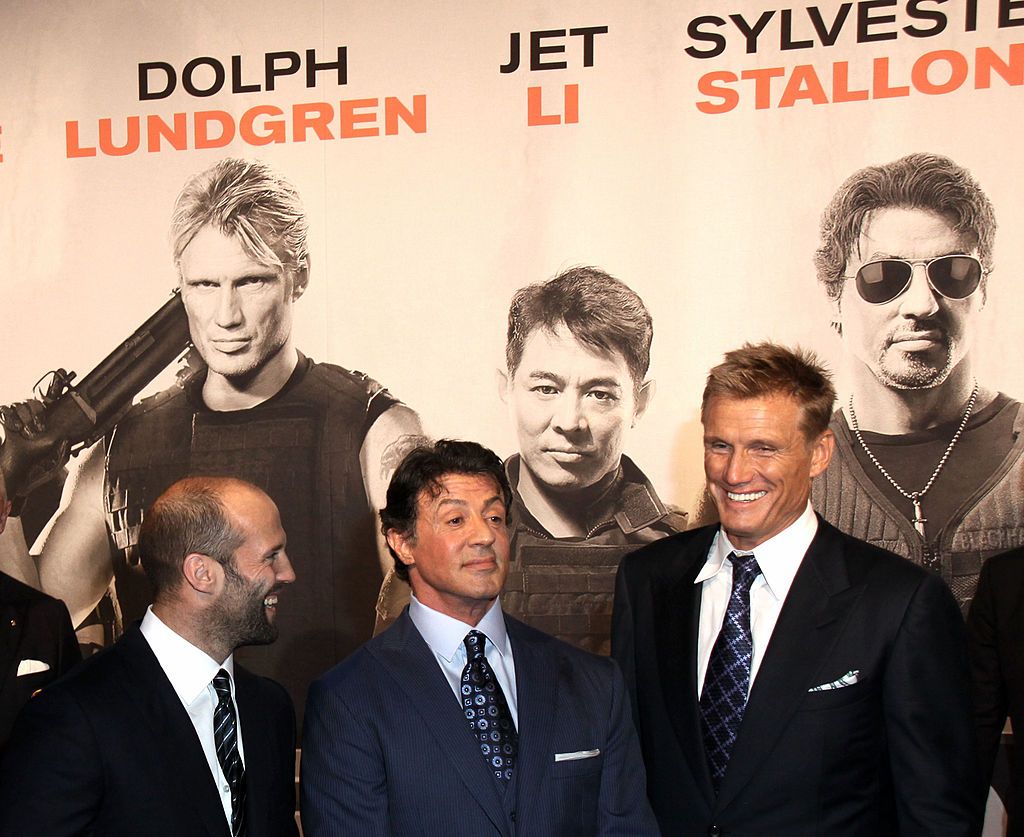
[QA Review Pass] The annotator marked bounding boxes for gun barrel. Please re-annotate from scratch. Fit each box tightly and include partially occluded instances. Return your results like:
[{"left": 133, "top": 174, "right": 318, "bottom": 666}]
[{"left": 72, "top": 291, "right": 191, "bottom": 425}]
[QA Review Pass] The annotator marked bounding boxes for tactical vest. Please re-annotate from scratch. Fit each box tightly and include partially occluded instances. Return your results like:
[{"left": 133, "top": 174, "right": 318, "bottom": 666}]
[
  {"left": 811, "top": 402, "right": 1024, "bottom": 616},
  {"left": 502, "top": 455, "right": 687, "bottom": 655},
  {"left": 103, "top": 355, "right": 397, "bottom": 722}
]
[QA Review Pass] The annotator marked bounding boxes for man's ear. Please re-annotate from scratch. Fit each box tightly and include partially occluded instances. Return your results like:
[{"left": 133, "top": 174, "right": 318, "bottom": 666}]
[
  {"left": 496, "top": 368, "right": 511, "bottom": 405},
  {"left": 385, "top": 529, "right": 416, "bottom": 574},
  {"left": 182, "top": 553, "right": 222, "bottom": 595},
  {"left": 291, "top": 261, "right": 310, "bottom": 301},
  {"left": 809, "top": 429, "right": 836, "bottom": 479},
  {"left": 633, "top": 379, "right": 655, "bottom": 426}
]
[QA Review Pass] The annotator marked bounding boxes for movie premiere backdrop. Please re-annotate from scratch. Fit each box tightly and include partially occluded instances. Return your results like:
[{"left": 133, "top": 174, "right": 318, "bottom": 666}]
[{"left": 2, "top": 0, "right": 1023, "bottom": 825}]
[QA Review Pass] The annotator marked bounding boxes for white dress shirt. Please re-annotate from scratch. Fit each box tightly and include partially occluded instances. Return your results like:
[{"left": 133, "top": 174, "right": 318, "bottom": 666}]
[
  {"left": 140, "top": 607, "right": 243, "bottom": 827},
  {"left": 696, "top": 503, "right": 818, "bottom": 698},
  {"left": 408, "top": 595, "right": 519, "bottom": 727}
]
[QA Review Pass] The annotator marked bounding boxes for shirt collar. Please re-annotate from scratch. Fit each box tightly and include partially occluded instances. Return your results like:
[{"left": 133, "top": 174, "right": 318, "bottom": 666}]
[
  {"left": 408, "top": 595, "right": 510, "bottom": 662},
  {"left": 140, "top": 607, "right": 234, "bottom": 705},
  {"left": 695, "top": 502, "right": 819, "bottom": 601}
]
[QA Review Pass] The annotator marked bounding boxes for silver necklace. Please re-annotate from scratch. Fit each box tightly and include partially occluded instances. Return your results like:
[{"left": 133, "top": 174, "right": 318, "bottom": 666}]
[{"left": 847, "top": 380, "right": 979, "bottom": 539}]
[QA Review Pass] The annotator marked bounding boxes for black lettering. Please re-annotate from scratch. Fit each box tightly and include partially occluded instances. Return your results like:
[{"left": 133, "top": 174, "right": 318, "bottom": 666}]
[
  {"left": 531, "top": 29, "right": 567, "bottom": 70},
  {"left": 1000, "top": 0, "right": 1024, "bottom": 27},
  {"left": 181, "top": 57, "right": 225, "bottom": 97},
  {"left": 857, "top": 0, "right": 899, "bottom": 42},
  {"left": 569, "top": 25, "right": 609, "bottom": 66},
  {"left": 966, "top": 0, "right": 979, "bottom": 30},
  {"left": 780, "top": 9, "right": 814, "bottom": 50},
  {"left": 729, "top": 11, "right": 775, "bottom": 54},
  {"left": 808, "top": 3, "right": 853, "bottom": 47},
  {"left": 231, "top": 55, "right": 260, "bottom": 94},
  {"left": 139, "top": 61, "right": 176, "bottom": 101},
  {"left": 265, "top": 51, "right": 301, "bottom": 91},
  {"left": 685, "top": 15, "right": 727, "bottom": 58},
  {"left": 904, "top": 0, "right": 948, "bottom": 37},
  {"left": 305, "top": 47, "right": 346, "bottom": 87},
  {"left": 500, "top": 32, "right": 521, "bottom": 73}
]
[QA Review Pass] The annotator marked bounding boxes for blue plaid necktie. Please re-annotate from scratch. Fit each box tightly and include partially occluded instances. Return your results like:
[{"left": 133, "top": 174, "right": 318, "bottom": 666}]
[
  {"left": 212, "top": 669, "right": 247, "bottom": 837},
  {"left": 699, "top": 552, "right": 761, "bottom": 794},
  {"left": 461, "top": 630, "right": 518, "bottom": 783}
]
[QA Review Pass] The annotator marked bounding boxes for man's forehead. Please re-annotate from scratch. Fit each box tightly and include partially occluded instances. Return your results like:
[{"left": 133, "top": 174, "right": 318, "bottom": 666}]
[
  {"left": 519, "top": 324, "right": 632, "bottom": 374},
  {"left": 417, "top": 473, "right": 503, "bottom": 508},
  {"left": 854, "top": 206, "right": 972, "bottom": 255}
]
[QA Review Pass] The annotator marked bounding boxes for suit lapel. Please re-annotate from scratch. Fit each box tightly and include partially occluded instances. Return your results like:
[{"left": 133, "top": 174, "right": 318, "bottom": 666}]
[
  {"left": 235, "top": 669, "right": 276, "bottom": 837},
  {"left": 654, "top": 529, "right": 717, "bottom": 801},
  {"left": 716, "top": 521, "right": 865, "bottom": 809},
  {"left": 0, "top": 600, "right": 28, "bottom": 705},
  {"left": 116, "top": 628, "right": 230, "bottom": 837},
  {"left": 505, "top": 617, "right": 555, "bottom": 813},
  {"left": 372, "top": 613, "right": 508, "bottom": 834}
]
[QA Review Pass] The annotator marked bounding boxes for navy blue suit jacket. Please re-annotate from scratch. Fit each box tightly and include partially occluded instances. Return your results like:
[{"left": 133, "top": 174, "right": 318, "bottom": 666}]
[
  {"left": 0, "top": 625, "right": 298, "bottom": 837},
  {"left": 613, "top": 518, "right": 981, "bottom": 837},
  {"left": 0, "top": 570, "right": 80, "bottom": 749},
  {"left": 300, "top": 609, "right": 658, "bottom": 836}
]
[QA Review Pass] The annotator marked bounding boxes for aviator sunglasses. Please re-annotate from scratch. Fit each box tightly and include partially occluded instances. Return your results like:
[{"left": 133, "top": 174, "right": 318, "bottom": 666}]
[{"left": 845, "top": 254, "right": 985, "bottom": 305}]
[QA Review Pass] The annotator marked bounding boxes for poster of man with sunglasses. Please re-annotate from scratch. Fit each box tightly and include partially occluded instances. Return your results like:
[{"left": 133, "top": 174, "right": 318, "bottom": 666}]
[{"left": 809, "top": 152, "right": 1023, "bottom": 618}]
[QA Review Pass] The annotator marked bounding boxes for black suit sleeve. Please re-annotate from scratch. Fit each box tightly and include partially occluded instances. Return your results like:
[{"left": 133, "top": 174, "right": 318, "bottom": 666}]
[
  {"left": 885, "top": 571, "right": 982, "bottom": 836},
  {"left": 611, "top": 561, "right": 641, "bottom": 736},
  {"left": 966, "top": 558, "right": 1007, "bottom": 790},
  {"left": 0, "top": 687, "right": 103, "bottom": 836}
]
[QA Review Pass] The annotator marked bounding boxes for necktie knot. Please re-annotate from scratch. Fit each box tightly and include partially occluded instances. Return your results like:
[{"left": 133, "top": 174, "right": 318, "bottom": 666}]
[
  {"left": 464, "top": 630, "right": 487, "bottom": 662},
  {"left": 729, "top": 552, "right": 761, "bottom": 591},
  {"left": 213, "top": 669, "right": 232, "bottom": 699}
]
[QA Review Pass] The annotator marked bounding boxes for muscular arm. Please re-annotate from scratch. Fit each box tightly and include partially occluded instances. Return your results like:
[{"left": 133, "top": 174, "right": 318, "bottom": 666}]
[
  {"left": 32, "top": 442, "right": 114, "bottom": 627},
  {"left": 300, "top": 677, "right": 392, "bottom": 837},
  {"left": 359, "top": 405, "right": 427, "bottom": 628},
  {"left": 886, "top": 572, "right": 983, "bottom": 836}
]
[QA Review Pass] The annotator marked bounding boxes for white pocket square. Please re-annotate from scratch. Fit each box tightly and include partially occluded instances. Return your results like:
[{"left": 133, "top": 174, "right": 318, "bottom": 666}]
[
  {"left": 554, "top": 749, "right": 601, "bottom": 762},
  {"left": 808, "top": 670, "right": 860, "bottom": 692},
  {"left": 17, "top": 659, "right": 50, "bottom": 677}
]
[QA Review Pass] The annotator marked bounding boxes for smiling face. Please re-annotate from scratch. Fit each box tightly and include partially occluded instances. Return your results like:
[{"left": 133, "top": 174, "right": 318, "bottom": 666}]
[
  {"left": 504, "top": 324, "right": 649, "bottom": 493},
  {"left": 178, "top": 225, "right": 303, "bottom": 383},
  {"left": 210, "top": 486, "right": 295, "bottom": 649},
  {"left": 703, "top": 394, "right": 833, "bottom": 551},
  {"left": 387, "top": 473, "right": 510, "bottom": 625},
  {"left": 837, "top": 206, "right": 984, "bottom": 390}
]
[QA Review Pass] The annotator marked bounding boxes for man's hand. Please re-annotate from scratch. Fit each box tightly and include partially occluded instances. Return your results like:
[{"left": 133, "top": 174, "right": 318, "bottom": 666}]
[{"left": 0, "top": 398, "right": 71, "bottom": 506}]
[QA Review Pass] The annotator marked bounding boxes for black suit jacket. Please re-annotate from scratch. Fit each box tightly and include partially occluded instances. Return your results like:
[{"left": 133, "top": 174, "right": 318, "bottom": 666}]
[
  {"left": 0, "top": 570, "right": 80, "bottom": 748},
  {"left": 0, "top": 624, "right": 298, "bottom": 837},
  {"left": 967, "top": 546, "right": 1024, "bottom": 836},
  {"left": 300, "top": 610, "right": 658, "bottom": 836},
  {"left": 612, "top": 518, "right": 981, "bottom": 836}
]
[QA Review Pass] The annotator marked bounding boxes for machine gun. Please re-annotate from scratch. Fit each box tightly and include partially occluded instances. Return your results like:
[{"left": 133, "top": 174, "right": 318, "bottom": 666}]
[{"left": 0, "top": 290, "right": 192, "bottom": 508}]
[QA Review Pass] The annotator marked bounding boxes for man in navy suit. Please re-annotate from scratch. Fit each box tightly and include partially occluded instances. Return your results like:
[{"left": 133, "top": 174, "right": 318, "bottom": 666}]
[
  {"left": 0, "top": 476, "right": 299, "bottom": 837},
  {"left": 0, "top": 471, "right": 80, "bottom": 748},
  {"left": 613, "top": 342, "right": 981, "bottom": 836},
  {"left": 301, "top": 439, "right": 658, "bottom": 837}
]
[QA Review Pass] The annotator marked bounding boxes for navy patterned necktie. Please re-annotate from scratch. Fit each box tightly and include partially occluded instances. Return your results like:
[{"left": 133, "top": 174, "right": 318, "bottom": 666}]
[
  {"left": 461, "top": 630, "right": 518, "bottom": 783},
  {"left": 212, "top": 669, "right": 247, "bottom": 837},
  {"left": 699, "top": 552, "right": 762, "bottom": 794}
]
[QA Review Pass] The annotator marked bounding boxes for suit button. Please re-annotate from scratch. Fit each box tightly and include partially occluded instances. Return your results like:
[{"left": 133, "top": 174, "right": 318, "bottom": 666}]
[
  {"left": 510, "top": 811, "right": 516, "bottom": 822},
  {"left": 708, "top": 827, "right": 721, "bottom": 836}
]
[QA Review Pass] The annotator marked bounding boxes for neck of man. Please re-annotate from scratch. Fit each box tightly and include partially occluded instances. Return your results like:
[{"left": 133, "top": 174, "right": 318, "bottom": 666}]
[
  {"left": 517, "top": 460, "right": 619, "bottom": 538},
  {"left": 152, "top": 600, "right": 232, "bottom": 664},
  {"left": 202, "top": 342, "right": 299, "bottom": 412},
  {"left": 844, "top": 357, "right": 995, "bottom": 434}
]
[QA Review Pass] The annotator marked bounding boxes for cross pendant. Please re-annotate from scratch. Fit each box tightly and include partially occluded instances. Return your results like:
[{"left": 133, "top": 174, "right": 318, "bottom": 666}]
[{"left": 912, "top": 498, "right": 927, "bottom": 538}]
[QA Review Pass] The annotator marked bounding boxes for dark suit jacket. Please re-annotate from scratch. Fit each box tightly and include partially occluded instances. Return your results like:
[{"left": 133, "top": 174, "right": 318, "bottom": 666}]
[
  {"left": 0, "top": 570, "right": 80, "bottom": 748},
  {"left": 612, "top": 518, "right": 981, "bottom": 836},
  {"left": 0, "top": 624, "right": 298, "bottom": 837},
  {"left": 300, "top": 610, "right": 658, "bottom": 836},
  {"left": 967, "top": 546, "right": 1024, "bottom": 836}
]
